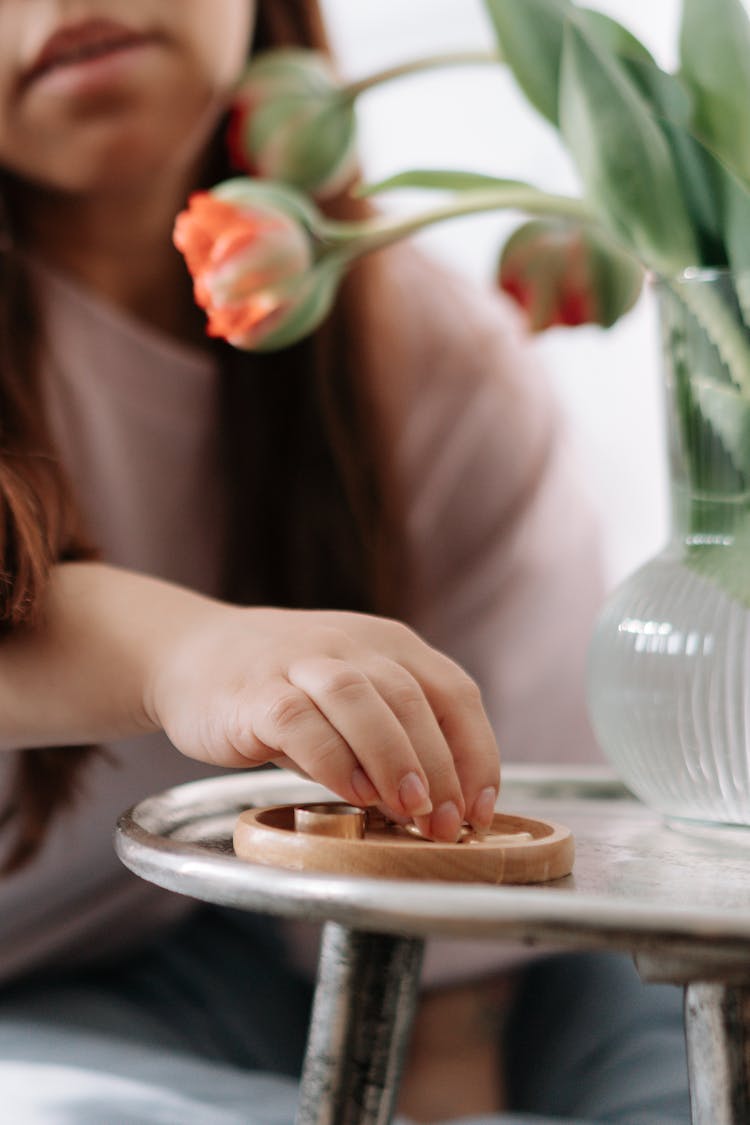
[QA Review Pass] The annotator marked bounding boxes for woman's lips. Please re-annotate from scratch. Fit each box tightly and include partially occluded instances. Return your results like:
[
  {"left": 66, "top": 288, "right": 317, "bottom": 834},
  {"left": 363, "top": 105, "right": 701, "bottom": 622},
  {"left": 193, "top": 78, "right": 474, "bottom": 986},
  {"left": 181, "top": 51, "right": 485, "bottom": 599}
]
[{"left": 21, "top": 18, "right": 159, "bottom": 90}]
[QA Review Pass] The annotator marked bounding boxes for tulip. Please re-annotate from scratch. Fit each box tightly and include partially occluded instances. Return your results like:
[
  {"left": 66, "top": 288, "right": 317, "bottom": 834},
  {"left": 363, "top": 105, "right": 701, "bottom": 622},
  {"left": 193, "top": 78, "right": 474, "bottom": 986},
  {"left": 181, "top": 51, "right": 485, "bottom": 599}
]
[
  {"left": 173, "top": 180, "right": 343, "bottom": 352},
  {"left": 229, "top": 50, "right": 359, "bottom": 199},
  {"left": 498, "top": 219, "right": 643, "bottom": 332}
]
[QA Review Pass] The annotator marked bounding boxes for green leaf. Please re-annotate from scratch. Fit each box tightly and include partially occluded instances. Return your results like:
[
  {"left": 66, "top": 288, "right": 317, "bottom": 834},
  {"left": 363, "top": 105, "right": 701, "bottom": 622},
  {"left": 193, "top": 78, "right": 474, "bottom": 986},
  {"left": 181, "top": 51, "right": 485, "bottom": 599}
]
[
  {"left": 680, "top": 0, "right": 750, "bottom": 185},
  {"left": 657, "top": 120, "right": 727, "bottom": 267},
  {"left": 578, "top": 10, "right": 654, "bottom": 66},
  {"left": 622, "top": 58, "right": 692, "bottom": 125},
  {"left": 559, "top": 20, "right": 698, "bottom": 273},
  {"left": 606, "top": 59, "right": 725, "bottom": 263},
  {"left": 625, "top": 104, "right": 750, "bottom": 275},
  {"left": 482, "top": 0, "right": 653, "bottom": 125},
  {"left": 646, "top": 122, "right": 750, "bottom": 290},
  {"left": 482, "top": 0, "right": 573, "bottom": 124},
  {"left": 358, "top": 170, "right": 528, "bottom": 196}
]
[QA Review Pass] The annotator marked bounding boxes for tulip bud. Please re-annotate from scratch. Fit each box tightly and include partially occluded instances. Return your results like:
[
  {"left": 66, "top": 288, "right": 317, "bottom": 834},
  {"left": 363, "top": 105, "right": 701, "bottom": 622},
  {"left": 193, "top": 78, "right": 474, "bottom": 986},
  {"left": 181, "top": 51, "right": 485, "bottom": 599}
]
[
  {"left": 173, "top": 179, "right": 343, "bottom": 352},
  {"left": 498, "top": 219, "right": 643, "bottom": 331},
  {"left": 229, "top": 49, "right": 359, "bottom": 200}
]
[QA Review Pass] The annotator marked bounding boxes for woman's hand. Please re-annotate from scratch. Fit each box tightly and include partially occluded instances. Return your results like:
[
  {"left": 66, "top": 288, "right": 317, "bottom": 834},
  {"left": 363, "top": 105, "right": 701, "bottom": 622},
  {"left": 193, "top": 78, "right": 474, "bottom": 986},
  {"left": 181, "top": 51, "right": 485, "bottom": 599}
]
[
  {"left": 0, "top": 565, "right": 498, "bottom": 842},
  {"left": 146, "top": 604, "right": 500, "bottom": 842}
]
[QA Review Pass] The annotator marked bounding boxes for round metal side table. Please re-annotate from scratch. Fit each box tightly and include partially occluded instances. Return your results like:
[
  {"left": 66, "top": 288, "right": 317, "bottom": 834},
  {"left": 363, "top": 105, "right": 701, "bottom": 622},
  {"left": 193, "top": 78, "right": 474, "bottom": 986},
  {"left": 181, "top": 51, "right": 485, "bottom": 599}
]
[{"left": 115, "top": 765, "right": 750, "bottom": 1125}]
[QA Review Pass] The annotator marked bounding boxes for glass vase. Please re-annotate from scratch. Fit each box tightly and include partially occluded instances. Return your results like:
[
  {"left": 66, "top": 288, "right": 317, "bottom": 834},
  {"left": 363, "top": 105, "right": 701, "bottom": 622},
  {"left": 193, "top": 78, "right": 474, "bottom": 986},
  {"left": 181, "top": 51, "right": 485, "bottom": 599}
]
[{"left": 587, "top": 270, "right": 750, "bottom": 829}]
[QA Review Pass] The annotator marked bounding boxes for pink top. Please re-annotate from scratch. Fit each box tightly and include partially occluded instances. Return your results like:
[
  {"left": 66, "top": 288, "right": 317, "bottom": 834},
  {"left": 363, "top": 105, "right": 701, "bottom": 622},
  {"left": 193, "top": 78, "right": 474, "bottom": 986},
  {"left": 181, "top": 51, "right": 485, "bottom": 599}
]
[{"left": 0, "top": 248, "right": 604, "bottom": 985}]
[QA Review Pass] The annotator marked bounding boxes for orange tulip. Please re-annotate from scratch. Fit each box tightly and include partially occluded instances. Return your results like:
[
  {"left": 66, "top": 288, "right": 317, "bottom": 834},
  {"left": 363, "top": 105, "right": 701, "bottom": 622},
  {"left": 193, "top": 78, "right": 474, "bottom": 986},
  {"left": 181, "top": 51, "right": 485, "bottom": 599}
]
[{"left": 173, "top": 189, "right": 315, "bottom": 350}]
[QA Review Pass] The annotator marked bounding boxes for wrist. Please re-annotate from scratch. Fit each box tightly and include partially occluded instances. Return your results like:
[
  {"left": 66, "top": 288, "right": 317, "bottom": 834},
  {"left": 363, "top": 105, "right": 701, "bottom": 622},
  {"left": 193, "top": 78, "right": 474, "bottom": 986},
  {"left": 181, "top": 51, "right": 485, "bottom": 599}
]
[{"left": 138, "top": 579, "right": 229, "bottom": 732}]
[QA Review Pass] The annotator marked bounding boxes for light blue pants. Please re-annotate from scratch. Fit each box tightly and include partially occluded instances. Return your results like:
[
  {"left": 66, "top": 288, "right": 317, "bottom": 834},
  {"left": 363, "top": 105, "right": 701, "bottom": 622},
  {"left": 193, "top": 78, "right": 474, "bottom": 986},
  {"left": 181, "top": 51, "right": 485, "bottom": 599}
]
[{"left": 0, "top": 908, "right": 690, "bottom": 1124}]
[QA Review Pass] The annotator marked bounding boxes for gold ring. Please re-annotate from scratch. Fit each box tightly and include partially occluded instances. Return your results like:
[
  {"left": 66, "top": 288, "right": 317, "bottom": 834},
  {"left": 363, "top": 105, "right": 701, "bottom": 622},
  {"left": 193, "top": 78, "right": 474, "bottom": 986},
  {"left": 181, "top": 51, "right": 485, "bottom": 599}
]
[
  {"left": 294, "top": 803, "right": 366, "bottom": 840},
  {"left": 403, "top": 822, "right": 476, "bottom": 844}
]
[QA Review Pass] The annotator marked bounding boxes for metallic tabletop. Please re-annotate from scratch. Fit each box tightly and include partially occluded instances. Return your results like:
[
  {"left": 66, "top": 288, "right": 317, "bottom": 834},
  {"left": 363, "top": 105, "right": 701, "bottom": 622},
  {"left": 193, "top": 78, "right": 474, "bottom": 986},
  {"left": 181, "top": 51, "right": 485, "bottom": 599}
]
[{"left": 115, "top": 765, "right": 750, "bottom": 964}]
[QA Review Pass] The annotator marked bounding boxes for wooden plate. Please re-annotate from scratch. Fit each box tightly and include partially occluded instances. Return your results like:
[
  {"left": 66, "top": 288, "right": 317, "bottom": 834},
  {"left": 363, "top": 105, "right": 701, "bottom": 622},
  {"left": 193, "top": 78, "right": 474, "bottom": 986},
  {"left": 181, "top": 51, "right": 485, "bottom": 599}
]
[{"left": 233, "top": 803, "right": 574, "bottom": 884}]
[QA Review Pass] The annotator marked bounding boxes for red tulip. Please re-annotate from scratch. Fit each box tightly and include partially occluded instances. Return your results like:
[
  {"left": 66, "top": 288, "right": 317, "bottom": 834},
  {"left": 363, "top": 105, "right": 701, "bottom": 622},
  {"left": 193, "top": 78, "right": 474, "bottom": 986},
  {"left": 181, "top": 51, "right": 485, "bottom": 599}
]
[
  {"left": 229, "top": 50, "right": 358, "bottom": 199},
  {"left": 498, "top": 219, "right": 643, "bottom": 331}
]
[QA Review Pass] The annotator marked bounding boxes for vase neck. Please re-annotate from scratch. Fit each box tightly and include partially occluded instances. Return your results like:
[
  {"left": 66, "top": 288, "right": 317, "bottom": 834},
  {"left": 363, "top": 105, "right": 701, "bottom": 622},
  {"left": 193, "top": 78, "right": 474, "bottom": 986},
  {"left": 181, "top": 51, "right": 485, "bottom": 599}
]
[
  {"left": 670, "top": 484, "right": 750, "bottom": 542},
  {"left": 656, "top": 276, "right": 750, "bottom": 543}
]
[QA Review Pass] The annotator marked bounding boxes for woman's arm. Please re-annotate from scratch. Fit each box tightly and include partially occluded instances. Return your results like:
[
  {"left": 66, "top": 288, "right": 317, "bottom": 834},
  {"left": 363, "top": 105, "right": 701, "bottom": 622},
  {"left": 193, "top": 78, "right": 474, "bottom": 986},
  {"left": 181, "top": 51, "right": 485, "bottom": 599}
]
[
  {"left": 0, "top": 562, "right": 500, "bottom": 841},
  {"left": 0, "top": 563, "right": 208, "bottom": 751}
]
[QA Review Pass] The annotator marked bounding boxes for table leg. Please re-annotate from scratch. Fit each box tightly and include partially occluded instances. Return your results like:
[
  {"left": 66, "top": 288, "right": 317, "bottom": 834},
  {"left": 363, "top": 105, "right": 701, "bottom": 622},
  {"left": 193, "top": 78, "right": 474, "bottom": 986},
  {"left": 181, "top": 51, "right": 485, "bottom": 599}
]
[
  {"left": 684, "top": 983, "right": 750, "bottom": 1125},
  {"left": 296, "top": 922, "right": 425, "bottom": 1125}
]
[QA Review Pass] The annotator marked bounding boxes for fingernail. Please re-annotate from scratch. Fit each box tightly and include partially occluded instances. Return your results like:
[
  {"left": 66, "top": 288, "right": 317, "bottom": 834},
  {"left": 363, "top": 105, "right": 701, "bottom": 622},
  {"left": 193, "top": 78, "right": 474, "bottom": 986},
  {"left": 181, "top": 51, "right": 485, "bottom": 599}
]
[
  {"left": 351, "top": 767, "right": 379, "bottom": 806},
  {"left": 431, "top": 800, "right": 463, "bottom": 843},
  {"left": 470, "top": 787, "right": 498, "bottom": 832},
  {"left": 399, "top": 772, "right": 432, "bottom": 816}
]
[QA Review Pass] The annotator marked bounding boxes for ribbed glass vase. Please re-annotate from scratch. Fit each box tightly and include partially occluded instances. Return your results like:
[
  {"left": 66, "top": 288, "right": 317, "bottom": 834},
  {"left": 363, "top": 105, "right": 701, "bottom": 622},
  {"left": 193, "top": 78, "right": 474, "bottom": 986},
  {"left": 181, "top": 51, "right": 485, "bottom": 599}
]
[{"left": 587, "top": 270, "right": 750, "bottom": 828}]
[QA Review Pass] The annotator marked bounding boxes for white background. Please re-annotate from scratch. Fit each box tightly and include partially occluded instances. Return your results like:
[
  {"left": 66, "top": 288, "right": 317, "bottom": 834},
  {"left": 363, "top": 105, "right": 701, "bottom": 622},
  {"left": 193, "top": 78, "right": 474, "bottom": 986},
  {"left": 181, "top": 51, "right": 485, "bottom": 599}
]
[{"left": 320, "top": 0, "right": 697, "bottom": 590}]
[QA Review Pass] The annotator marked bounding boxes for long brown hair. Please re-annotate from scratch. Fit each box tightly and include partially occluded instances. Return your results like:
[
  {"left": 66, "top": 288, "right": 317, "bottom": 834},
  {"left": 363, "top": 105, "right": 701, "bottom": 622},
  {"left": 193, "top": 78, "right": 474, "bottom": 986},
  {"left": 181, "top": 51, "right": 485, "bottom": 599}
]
[{"left": 0, "top": 0, "right": 402, "bottom": 869}]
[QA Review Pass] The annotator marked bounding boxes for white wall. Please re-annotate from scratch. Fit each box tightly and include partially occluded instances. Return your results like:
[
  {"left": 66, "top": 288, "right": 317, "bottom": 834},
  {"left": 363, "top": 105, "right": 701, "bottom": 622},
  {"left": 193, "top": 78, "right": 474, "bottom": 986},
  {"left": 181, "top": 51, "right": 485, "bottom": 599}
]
[{"left": 320, "top": 0, "right": 696, "bottom": 589}]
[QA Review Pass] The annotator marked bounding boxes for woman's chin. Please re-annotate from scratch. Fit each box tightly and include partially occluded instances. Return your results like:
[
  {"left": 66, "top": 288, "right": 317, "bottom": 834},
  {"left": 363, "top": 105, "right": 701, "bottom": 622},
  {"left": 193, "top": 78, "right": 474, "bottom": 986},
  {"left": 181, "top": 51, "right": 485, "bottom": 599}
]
[
  {"left": 24, "top": 152, "right": 174, "bottom": 198},
  {"left": 18, "top": 117, "right": 215, "bottom": 200},
  {"left": 8, "top": 75, "right": 222, "bottom": 200}
]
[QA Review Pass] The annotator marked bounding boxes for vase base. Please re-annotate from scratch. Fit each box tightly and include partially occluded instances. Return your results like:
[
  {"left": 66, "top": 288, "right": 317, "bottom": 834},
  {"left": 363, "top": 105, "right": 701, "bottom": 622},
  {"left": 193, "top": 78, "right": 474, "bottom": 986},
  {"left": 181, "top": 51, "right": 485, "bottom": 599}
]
[{"left": 665, "top": 814, "right": 750, "bottom": 847}]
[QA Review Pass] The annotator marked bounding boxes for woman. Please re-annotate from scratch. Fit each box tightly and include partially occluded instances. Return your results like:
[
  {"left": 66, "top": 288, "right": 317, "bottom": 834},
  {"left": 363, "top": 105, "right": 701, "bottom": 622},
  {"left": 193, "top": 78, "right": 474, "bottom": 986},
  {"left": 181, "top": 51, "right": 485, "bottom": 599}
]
[{"left": 0, "top": 1, "right": 688, "bottom": 1120}]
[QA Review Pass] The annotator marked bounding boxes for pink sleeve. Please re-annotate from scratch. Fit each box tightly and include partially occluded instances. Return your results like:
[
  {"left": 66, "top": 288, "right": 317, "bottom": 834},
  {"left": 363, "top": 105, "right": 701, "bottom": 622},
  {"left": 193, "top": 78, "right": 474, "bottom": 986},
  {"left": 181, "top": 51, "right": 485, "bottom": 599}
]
[{"left": 381, "top": 251, "right": 606, "bottom": 766}]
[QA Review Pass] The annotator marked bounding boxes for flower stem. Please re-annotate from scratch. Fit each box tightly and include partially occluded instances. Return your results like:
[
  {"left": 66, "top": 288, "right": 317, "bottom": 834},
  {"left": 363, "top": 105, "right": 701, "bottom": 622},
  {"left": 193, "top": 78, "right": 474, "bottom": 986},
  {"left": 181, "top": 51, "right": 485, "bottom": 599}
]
[
  {"left": 339, "top": 50, "right": 503, "bottom": 102},
  {"left": 318, "top": 189, "right": 599, "bottom": 255}
]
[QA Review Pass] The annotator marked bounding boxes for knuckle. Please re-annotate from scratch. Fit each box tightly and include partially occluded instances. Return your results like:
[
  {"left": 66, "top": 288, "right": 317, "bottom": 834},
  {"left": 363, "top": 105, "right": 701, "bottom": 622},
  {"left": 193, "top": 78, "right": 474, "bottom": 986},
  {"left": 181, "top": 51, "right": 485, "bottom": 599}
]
[
  {"left": 265, "top": 689, "right": 309, "bottom": 733},
  {"left": 321, "top": 666, "right": 369, "bottom": 702},
  {"left": 386, "top": 618, "right": 417, "bottom": 646},
  {"left": 454, "top": 674, "right": 483, "bottom": 708},
  {"left": 432, "top": 658, "right": 483, "bottom": 708},
  {"left": 385, "top": 673, "right": 425, "bottom": 717}
]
